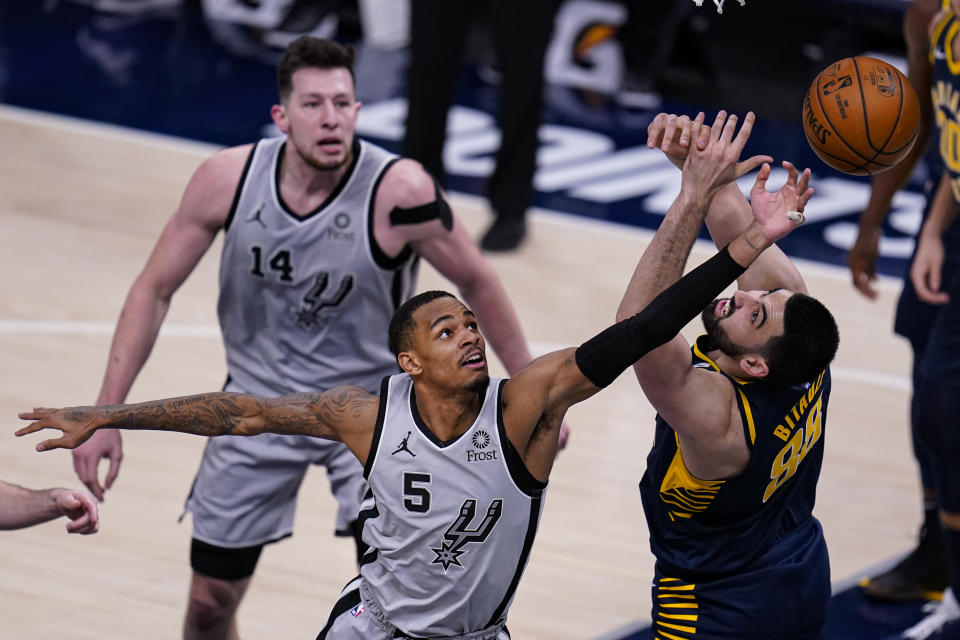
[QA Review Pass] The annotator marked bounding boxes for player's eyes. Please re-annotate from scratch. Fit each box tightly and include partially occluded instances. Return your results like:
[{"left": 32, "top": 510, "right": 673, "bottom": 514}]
[{"left": 751, "top": 310, "right": 759, "bottom": 322}]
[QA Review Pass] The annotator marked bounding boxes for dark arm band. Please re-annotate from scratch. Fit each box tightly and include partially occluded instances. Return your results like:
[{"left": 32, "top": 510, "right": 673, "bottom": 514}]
[{"left": 575, "top": 246, "right": 746, "bottom": 388}]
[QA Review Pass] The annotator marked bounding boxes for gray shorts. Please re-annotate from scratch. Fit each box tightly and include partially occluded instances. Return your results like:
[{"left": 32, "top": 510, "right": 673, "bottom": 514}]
[
  {"left": 317, "top": 578, "right": 512, "bottom": 640},
  {"left": 184, "top": 393, "right": 366, "bottom": 547}
]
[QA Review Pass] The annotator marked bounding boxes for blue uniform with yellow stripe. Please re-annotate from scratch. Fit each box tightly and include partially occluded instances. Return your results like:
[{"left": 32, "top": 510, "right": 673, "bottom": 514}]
[
  {"left": 638, "top": 336, "right": 832, "bottom": 639},
  {"left": 915, "top": 5, "right": 960, "bottom": 518}
]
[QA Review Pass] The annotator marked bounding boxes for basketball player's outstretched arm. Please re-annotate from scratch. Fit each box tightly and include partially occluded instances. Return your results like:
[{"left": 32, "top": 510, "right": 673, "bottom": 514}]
[
  {"left": 70, "top": 145, "right": 253, "bottom": 500},
  {"left": 0, "top": 480, "right": 99, "bottom": 535},
  {"left": 502, "top": 115, "right": 801, "bottom": 477},
  {"left": 849, "top": 0, "right": 939, "bottom": 299},
  {"left": 645, "top": 112, "right": 810, "bottom": 295},
  {"left": 18, "top": 386, "right": 382, "bottom": 466},
  {"left": 619, "top": 111, "right": 809, "bottom": 461}
]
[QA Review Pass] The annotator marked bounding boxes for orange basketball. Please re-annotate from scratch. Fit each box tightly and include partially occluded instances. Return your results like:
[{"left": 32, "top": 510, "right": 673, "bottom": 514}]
[{"left": 802, "top": 56, "right": 920, "bottom": 176}]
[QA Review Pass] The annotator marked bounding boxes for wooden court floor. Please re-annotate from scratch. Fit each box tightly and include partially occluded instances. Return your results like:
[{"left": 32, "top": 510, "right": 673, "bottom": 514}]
[{"left": 0, "top": 105, "right": 924, "bottom": 639}]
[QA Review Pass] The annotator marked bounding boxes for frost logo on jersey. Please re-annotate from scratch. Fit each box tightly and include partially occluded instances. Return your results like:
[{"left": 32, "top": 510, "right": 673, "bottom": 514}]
[
  {"left": 466, "top": 429, "right": 498, "bottom": 462},
  {"left": 322, "top": 212, "right": 355, "bottom": 242},
  {"left": 430, "top": 499, "right": 503, "bottom": 571},
  {"left": 295, "top": 271, "right": 355, "bottom": 330}
]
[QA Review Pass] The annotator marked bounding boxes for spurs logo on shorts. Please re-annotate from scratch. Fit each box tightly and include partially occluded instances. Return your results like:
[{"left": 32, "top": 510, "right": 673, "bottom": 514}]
[{"left": 430, "top": 498, "right": 503, "bottom": 571}]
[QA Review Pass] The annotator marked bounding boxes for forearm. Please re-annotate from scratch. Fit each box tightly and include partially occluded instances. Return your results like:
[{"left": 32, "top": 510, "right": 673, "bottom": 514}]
[
  {"left": 704, "top": 182, "right": 752, "bottom": 248},
  {"left": 617, "top": 190, "right": 710, "bottom": 321},
  {"left": 922, "top": 175, "right": 960, "bottom": 238},
  {"left": 861, "top": 156, "right": 922, "bottom": 232},
  {"left": 86, "top": 391, "right": 344, "bottom": 440},
  {"left": 96, "top": 283, "right": 172, "bottom": 405},
  {"left": 0, "top": 482, "right": 60, "bottom": 530},
  {"left": 459, "top": 275, "right": 533, "bottom": 375},
  {"left": 580, "top": 245, "right": 745, "bottom": 388},
  {"left": 705, "top": 179, "right": 805, "bottom": 293}
]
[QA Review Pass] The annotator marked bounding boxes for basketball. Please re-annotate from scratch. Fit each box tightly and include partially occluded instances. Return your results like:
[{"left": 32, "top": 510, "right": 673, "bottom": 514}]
[{"left": 802, "top": 56, "right": 920, "bottom": 176}]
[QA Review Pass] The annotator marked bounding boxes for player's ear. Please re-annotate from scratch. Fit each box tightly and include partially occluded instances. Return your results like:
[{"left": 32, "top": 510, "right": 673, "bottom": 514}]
[
  {"left": 739, "top": 354, "right": 769, "bottom": 379},
  {"left": 397, "top": 351, "right": 423, "bottom": 376},
  {"left": 270, "top": 103, "right": 289, "bottom": 133}
]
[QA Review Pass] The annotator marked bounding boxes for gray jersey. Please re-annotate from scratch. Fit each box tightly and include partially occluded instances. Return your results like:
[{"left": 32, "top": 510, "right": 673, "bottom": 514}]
[
  {"left": 358, "top": 374, "right": 547, "bottom": 637},
  {"left": 218, "top": 137, "right": 416, "bottom": 396}
]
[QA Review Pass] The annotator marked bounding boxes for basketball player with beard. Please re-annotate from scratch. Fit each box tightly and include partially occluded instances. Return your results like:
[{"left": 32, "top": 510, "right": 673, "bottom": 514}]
[
  {"left": 65, "top": 36, "right": 559, "bottom": 640},
  {"left": 18, "top": 110, "right": 810, "bottom": 638},
  {"left": 622, "top": 111, "right": 839, "bottom": 639}
]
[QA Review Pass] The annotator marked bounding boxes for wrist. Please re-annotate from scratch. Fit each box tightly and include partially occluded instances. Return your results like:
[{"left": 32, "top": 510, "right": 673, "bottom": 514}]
[
  {"left": 728, "top": 222, "right": 770, "bottom": 268},
  {"left": 45, "top": 488, "right": 65, "bottom": 516},
  {"left": 675, "top": 188, "right": 710, "bottom": 216}
]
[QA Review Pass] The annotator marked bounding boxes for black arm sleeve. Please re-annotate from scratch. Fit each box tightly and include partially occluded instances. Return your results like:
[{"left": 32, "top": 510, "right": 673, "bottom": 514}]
[{"left": 575, "top": 246, "right": 745, "bottom": 388}]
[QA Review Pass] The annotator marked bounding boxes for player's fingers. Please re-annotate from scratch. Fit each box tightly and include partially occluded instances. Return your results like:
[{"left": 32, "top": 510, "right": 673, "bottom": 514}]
[
  {"left": 856, "top": 272, "right": 879, "bottom": 300},
  {"left": 730, "top": 111, "right": 756, "bottom": 151},
  {"left": 14, "top": 421, "right": 47, "bottom": 437},
  {"left": 737, "top": 155, "right": 774, "bottom": 180},
  {"left": 79, "top": 457, "right": 105, "bottom": 502},
  {"left": 661, "top": 114, "right": 680, "bottom": 152},
  {"left": 694, "top": 112, "right": 709, "bottom": 149},
  {"left": 104, "top": 455, "right": 122, "bottom": 491},
  {"left": 18, "top": 409, "right": 54, "bottom": 421},
  {"left": 646, "top": 113, "right": 668, "bottom": 148},
  {"left": 797, "top": 168, "right": 812, "bottom": 207},
  {"left": 782, "top": 160, "right": 799, "bottom": 189},
  {"left": 719, "top": 113, "right": 739, "bottom": 146},
  {"left": 677, "top": 116, "right": 693, "bottom": 148},
  {"left": 36, "top": 437, "right": 69, "bottom": 452},
  {"left": 709, "top": 110, "right": 727, "bottom": 145},
  {"left": 797, "top": 186, "right": 815, "bottom": 212},
  {"left": 75, "top": 492, "right": 99, "bottom": 526}
]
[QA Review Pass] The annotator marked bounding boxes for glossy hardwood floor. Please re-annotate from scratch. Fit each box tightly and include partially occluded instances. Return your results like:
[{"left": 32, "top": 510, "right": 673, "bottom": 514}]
[{"left": 0, "top": 105, "right": 922, "bottom": 639}]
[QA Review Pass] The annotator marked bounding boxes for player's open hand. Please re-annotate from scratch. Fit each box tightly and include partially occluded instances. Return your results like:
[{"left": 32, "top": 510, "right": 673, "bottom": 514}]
[
  {"left": 16, "top": 407, "right": 101, "bottom": 452},
  {"left": 749, "top": 161, "right": 814, "bottom": 243},
  {"left": 681, "top": 111, "right": 773, "bottom": 200}
]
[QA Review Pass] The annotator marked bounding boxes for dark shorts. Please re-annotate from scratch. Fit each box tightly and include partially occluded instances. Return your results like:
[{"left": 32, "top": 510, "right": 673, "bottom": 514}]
[{"left": 650, "top": 518, "right": 830, "bottom": 640}]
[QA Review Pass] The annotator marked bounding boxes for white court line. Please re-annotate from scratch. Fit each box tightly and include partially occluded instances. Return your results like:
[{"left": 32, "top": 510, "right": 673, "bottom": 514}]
[
  {"left": 0, "top": 320, "right": 910, "bottom": 391},
  {"left": 0, "top": 104, "right": 904, "bottom": 293},
  {"left": 1, "top": 107, "right": 910, "bottom": 389},
  {"left": 0, "top": 320, "right": 220, "bottom": 338}
]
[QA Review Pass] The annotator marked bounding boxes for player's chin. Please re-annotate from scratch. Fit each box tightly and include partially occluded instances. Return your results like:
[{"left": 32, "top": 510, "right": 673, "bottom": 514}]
[
  {"left": 307, "top": 152, "right": 347, "bottom": 171},
  {"left": 463, "top": 369, "right": 490, "bottom": 394}
]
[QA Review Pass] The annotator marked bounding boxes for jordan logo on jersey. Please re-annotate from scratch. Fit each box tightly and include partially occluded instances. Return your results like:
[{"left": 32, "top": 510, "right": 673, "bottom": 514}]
[
  {"left": 391, "top": 431, "right": 416, "bottom": 457},
  {"left": 430, "top": 498, "right": 503, "bottom": 571}
]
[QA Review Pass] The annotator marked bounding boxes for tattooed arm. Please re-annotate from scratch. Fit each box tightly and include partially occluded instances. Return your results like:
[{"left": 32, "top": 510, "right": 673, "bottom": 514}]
[{"left": 17, "top": 386, "right": 381, "bottom": 465}]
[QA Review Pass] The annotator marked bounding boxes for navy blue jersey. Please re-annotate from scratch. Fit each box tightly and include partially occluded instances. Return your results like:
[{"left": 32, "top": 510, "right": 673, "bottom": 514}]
[
  {"left": 931, "top": 10, "right": 960, "bottom": 204},
  {"left": 639, "top": 336, "right": 831, "bottom": 578}
]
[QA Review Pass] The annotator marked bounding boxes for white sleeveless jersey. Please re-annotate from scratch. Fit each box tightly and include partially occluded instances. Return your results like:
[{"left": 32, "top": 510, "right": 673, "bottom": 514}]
[
  {"left": 358, "top": 373, "right": 547, "bottom": 637},
  {"left": 218, "top": 137, "right": 417, "bottom": 396}
]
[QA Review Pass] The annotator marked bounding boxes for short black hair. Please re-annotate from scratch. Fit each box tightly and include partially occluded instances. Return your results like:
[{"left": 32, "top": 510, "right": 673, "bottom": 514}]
[
  {"left": 388, "top": 291, "right": 457, "bottom": 355},
  {"left": 277, "top": 36, "right": 356, "bottom": 102},
  {"left": 762, "top": 293, "right": 839, "bottom": 386}
]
